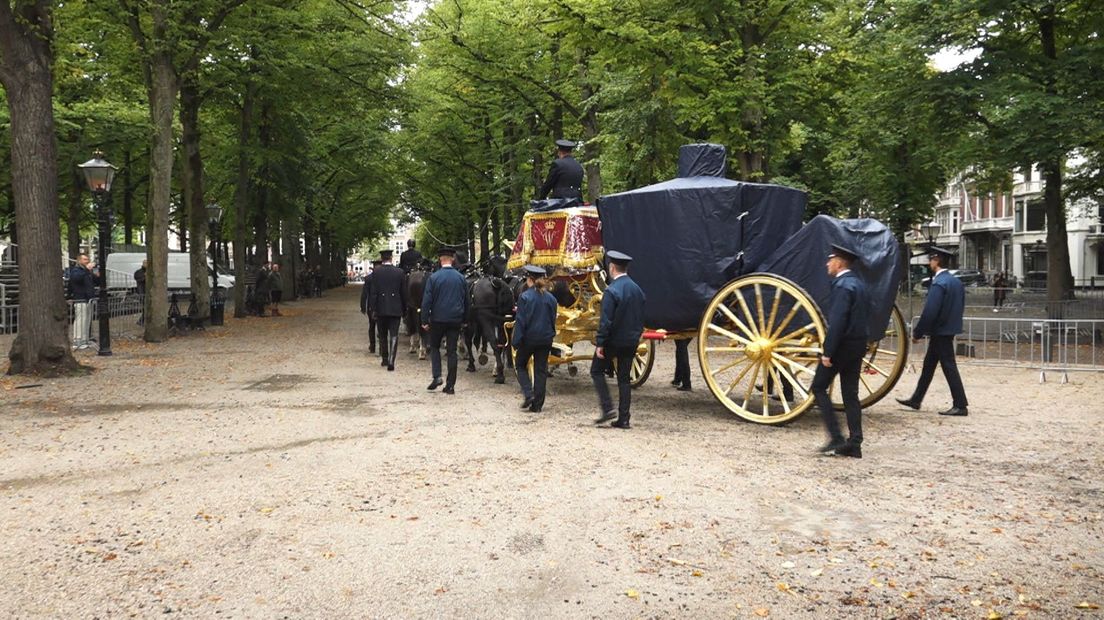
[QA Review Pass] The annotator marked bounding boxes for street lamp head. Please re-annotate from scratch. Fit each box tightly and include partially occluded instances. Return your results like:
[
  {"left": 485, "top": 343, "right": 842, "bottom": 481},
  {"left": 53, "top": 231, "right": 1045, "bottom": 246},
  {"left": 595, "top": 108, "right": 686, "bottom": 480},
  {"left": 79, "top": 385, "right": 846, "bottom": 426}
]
[
  {"left": 78, "top": 150, "right": 118, "bottom": 193},
  {"left": 206, "top": 203, "right": 223, "bottom": 225},
  {"left": 919, "top": 220, "right": 942, "bottom": 242}
]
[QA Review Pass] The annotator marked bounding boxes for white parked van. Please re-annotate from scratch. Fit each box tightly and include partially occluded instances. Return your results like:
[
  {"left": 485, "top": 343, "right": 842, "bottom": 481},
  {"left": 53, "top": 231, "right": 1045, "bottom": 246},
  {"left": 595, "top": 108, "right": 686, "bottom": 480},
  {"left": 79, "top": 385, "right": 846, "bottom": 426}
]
[{"left": 105, "top": 252, "right": 235, "bottom": 292}]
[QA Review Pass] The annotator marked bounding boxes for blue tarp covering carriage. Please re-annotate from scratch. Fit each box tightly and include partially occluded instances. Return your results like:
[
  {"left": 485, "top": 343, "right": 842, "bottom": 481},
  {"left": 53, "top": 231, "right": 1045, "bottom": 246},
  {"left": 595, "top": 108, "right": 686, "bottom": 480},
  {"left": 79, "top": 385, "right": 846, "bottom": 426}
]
[{"left": 597, "top": 144, "right": 807, "bottom": 331}]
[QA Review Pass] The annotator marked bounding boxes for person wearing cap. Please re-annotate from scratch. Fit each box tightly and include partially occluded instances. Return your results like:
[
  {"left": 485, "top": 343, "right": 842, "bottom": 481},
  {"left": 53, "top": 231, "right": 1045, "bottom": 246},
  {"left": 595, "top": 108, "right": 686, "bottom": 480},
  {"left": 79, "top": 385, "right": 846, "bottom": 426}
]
[
  {"left": 538, "top": 139, "right": 585, "bottom": 201},
  {"left": 897, "top": 246, "right": 969, "bottom": 416},
  {"left": 592, "top": 250, "right": 646, "bottom": 429},
  {"left": 399, "top": 239, "right": 423, "bottom": 274},
  {"left": 360, "top": 259, "right": 383, "bottom": 354},
  {"left": 512, "top": 265, "right": 559, "bottom": 412},
  {"left": 421, "top": 247, "right": 470, "bottom": 394},
  {"left": 370, "top": 249, "right": 408, "bottom": 371},
  {"left": 813, "top": 243, "right": 870, "bottom": 458}
]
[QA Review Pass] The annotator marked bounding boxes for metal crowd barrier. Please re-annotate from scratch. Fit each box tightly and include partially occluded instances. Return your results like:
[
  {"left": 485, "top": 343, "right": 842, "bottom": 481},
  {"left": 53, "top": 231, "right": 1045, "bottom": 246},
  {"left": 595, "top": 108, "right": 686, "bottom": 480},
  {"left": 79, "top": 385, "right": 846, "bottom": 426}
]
[{"left": 910, "top": 315, "right": 1103, "bottom": 382}]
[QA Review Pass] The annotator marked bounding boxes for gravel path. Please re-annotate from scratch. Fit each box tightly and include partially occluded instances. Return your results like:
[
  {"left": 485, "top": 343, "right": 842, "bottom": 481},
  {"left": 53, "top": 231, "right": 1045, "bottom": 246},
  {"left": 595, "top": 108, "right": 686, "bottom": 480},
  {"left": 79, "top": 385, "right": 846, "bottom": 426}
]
[{"left": 2, "top": 286, "right": 1102, "bottom": 618}]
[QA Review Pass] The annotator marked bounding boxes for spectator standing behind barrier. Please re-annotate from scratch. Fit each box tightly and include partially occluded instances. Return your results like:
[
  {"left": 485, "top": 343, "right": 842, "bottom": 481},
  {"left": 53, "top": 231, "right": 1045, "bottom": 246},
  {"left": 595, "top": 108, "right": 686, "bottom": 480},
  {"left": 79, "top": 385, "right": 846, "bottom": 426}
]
[
  {"left": 591, "top": 250, "right": 646, "bottom": 429},
  {"left": 269, "top": 263, "right": 284, "bottom": 316},
  {"left": 992, "top": 271, "right": 1007, "bottom": 310},
  {"left": 512, "top": 265, "right": 558, "bottom": 413},
  {"left": 812, "top": 244, "right": 870, "bottom": 459},
  {"left": 897, "top": 246, "right": 970, "bottom": 417},
  {"left": 134, "top": 260, "right": 147, "bottom": 326},
  {"left": 69, "top": 254, "right": 97, "bottom": 349},
  {"left": 371, "top": 249, "right": 407, "bottom": 372},
  {"left": 421, "top": 247, "right": 469, "bottom": 395}
]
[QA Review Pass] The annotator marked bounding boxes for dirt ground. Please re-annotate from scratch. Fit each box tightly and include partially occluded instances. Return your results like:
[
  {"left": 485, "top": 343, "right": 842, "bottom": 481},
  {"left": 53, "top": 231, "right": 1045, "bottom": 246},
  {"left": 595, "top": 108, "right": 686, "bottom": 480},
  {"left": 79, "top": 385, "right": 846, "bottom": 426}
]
[{"left": 2, "top": 286, "right": 1102, "bottom": 619}]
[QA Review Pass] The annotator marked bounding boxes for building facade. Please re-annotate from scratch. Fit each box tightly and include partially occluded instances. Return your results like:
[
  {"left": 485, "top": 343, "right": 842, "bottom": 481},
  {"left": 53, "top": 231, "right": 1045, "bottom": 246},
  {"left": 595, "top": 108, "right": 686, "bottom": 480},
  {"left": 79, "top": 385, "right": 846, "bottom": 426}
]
[{"left": 923, "top": 166, "right": 1103, "bottom": 287}]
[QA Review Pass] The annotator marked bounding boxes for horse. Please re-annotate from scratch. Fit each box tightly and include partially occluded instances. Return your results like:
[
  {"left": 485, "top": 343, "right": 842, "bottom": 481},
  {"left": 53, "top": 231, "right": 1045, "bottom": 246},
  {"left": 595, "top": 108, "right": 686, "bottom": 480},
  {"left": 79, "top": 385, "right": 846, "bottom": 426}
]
[
  {"left": 403, "top": 264, "right": 431, "bottom": 359},
  {"left": 463, "top": 257, "right": 516, "bottom": 382}
]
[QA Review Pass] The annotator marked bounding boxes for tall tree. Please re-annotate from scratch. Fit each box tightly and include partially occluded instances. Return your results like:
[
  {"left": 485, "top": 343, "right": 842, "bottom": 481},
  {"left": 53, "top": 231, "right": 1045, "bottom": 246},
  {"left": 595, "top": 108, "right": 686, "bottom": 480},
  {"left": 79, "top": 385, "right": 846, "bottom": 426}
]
[{"left": 0, "top": 1, "right": 80, "bottom": 374}]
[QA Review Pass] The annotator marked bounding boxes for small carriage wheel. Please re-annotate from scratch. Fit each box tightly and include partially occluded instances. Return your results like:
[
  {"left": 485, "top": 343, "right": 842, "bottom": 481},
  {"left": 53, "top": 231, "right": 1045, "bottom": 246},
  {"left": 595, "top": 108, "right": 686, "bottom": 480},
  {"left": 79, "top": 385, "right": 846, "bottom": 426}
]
[
  {"left": 833, "top": 304, "right": 909, "bottom": 410},
  {"left": 697, "top": 273, "right": 826, "bottom": 425}
]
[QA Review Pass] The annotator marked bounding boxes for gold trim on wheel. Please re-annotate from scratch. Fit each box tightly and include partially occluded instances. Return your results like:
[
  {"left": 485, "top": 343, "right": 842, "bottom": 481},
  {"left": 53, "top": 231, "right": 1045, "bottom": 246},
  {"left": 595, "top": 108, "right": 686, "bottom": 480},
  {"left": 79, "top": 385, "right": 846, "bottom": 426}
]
[
  {"left": 697, "top": 274, "right": 825, "bottom": 424},
  {"left": 833, "top": 304, "right": 908, "bottom": 410}
]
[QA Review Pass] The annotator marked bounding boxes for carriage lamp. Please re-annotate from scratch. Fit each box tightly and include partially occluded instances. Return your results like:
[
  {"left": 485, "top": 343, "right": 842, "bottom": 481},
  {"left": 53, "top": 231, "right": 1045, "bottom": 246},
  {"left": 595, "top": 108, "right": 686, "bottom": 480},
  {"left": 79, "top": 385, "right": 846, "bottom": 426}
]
[{"left": 78, "top": 151, "right": 118, "bottom": 356}]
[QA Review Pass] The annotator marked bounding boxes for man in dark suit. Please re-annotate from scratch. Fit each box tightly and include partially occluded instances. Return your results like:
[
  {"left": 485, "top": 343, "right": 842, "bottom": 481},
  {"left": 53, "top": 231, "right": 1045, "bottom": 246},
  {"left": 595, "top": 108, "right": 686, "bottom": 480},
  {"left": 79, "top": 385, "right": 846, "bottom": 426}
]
[
  {"left": 360, "top": 259, "right": 382, "bottom": 353},
  {"left": 897, "top": 246, "right": 970, "bottom": 416},
  {"left": 422, "top": 247, "right": 469, "bottom": 394},
  {"left": 399, "top": 239, "right": 423, "bottom": 274},
  {"left": 813, "top": 243, "right": 870, "bottom": 458},
  {"left": 538, "top": 139, "right": 584, "bottom": 200},
  {"left": 370, "top": 250, "right": 407, "bottom": 371},
  {"left": 592, "top": 250, "right": 646, "bottom": 429}
]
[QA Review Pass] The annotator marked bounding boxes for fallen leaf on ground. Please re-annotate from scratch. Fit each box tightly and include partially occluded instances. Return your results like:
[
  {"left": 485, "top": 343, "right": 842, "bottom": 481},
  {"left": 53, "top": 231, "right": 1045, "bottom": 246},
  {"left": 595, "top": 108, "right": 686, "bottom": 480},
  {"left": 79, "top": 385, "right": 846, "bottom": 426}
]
[
  {"left": 753, "top": 608, "right": 769, "bottom": 617},
  {"left": 781, "top": 561, "right": 795, "bottom": 569},
  {"left": 809, "top": 568, "right": 823, "bottom": 577},
  {"left": 691, "top": 570, "right": 703, "bottom": 577},
  {"left": 1074, "top": 602, "right": 1100, "bottom": 609},
  {"left": 259, "top": 507, "right": 274, "bottom": 514},
  {"left": 987, "top": 611, "right": 1003, "bottom": 620},
  {"left": 625, "top": 589, "right": 639, "bottom": 599},
  {"left": 668, "top": 558, "right": 687, "bottom": 566}
]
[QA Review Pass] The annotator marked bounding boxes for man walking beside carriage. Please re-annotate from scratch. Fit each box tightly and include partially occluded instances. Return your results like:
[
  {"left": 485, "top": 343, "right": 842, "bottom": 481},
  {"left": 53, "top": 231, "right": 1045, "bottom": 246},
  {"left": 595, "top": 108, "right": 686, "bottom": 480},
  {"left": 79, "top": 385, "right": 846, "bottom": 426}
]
[
  {"left": 813, "top": 243, "right": 869, "bottom": 459},
  {"left": 592, "top": 250, "right": 646, "bottom": 429},
  {"left": 512, "top": 265, "right": 558, "bottom": 413},
  {"left": 369, "top": 250, "right": 407, "bottom": 372},
  {"left": 422, "top": 247, "right": 469, "bottom": 394}
]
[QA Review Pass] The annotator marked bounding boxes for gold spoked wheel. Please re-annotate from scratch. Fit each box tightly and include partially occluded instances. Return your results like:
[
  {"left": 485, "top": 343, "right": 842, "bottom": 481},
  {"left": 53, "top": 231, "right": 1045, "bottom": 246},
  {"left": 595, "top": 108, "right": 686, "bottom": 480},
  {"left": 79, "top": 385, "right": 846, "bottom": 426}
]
[
  {"left": 697, "top": 274, "right": 826, "bottom": 425},
  {"left": 833, "top": 304, "right": 908, "bottom": 410},
  {"left": 627, "top": 340, "right": 654, "bottom": 388}
]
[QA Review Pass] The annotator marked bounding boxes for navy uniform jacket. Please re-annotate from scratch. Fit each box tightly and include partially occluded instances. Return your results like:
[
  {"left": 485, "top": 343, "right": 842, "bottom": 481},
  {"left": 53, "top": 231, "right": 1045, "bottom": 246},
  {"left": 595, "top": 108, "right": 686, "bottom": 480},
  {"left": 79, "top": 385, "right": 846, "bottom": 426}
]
[
  {"left": 370, "top": 263, "right": 407, "bottom": 318},
  {"left": 539, "top": 156, "right": 584, "bottom": 200},
  {"left": 399, "top": 248, "right": 423, "bottom": 273},
  {"left": 914, "top": 269, "right": 965, "bottom": 338},
  {"left": 70, "top": 266, "right": 97, "bottom": 301},
  {"left": 421, "top": 266, "right": 469, "bottom": 324},
  {"left": 821, "top": 270, "right": 870, "bottom": 359},
  {"left": 512, "top": 287, "right": 558, "bottom": 347},
  {"left": 596, "top": 274, "right": 646, "bottom": 348},
  {"left": 360, "top": 272, "right": 374, "bottom": 314}
]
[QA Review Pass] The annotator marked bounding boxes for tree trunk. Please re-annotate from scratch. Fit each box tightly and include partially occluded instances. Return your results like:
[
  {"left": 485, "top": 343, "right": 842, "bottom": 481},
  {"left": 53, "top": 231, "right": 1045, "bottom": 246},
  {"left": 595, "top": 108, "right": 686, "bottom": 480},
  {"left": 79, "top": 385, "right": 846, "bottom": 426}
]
[
  {"left": 143, "top": 51, "right": 177, "bottom": 342},
  {"left": 578, "top": 53, "right": 602, "bottom": 203},
  {"left": 1, "top": 0, "right": 80, "bottom": 375},
  {"left": 738, "top": 23, "right": 767, "bottom": 180},
  {"left": 180, "top": 78, "right": 211, "bottom": 321},
  {"left": 123, "top": 149, "right": 134, "bottom": 246},
  {"left": 304, "top": 209, "right": 319, "bottom": 271},
  {"left": 280, "top": 217, "right": 298, "bottom": 299},
  {"left": 1041, "top": 159, "right": 1074, "bottom": 318},
  {"left": 232, "top": 82, "right": 256, "bottom": 319},
  {"left": 67, "top": 169, "right": 83, "bottom": 260}
]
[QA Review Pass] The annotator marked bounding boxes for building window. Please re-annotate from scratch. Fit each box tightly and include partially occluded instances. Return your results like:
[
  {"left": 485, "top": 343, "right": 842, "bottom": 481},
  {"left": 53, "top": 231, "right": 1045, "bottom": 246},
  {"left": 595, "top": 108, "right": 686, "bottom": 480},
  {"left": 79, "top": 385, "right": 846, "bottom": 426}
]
[
  {"left": 1024, "top": 166, "right": 1033, "bottom": 183},
  {"left": 1025, "top": 200, "right": 1046, "bottom": 231},
  {"left": 1097, "top": 245, "right": 1104, "bottom": 276},
  {"left": 952, "top": 209, "right": 959, "bottom": 234}
]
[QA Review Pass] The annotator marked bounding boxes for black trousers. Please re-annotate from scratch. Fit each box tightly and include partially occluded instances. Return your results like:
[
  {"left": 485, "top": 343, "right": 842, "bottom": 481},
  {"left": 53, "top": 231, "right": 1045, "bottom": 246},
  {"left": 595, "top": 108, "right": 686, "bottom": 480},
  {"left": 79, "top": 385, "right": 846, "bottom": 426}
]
[
  {"left": 377, "top": 316, "right": 401, "bottom": 361},
  {"left": 812, "top": 339, "right": 867, "bottom": 444},
  {"left": 515, "top": 342, "right": 551, "bottom": 409},
  {"left": 368, "top": 314, "right": 378, "bottom": 350},
  {"left": 429, "top": 322, "right": 462, "bottom": 389},
  {"left": 591, "top": 345, "right": 635, "bottom": 420},
  {"left": 673, "top": 338, "right": 691, "bottom": 387},
  {"left": 910, "top": 335, "right": 969, "bottom": 408}
]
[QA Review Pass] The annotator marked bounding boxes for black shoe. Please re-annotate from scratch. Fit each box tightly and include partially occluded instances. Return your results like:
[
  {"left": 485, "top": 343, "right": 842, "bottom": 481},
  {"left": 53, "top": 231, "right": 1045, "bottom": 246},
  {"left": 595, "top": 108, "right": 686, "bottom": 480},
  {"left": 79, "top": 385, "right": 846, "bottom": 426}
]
[
  {"left": 387, "top": 365, "right": 395, "bottom": 371},
  {"left": 610, "top": 419, "right": 631, "bottom": 429},
  {"left": 529, "top": 405, "right": 542, "bottom": 413},
  {"left": 677, "top": 384, "right": 692, "bottom": 392},
  {"left": 494, "top": 375, "right": 505, "bottom": 385},
  {"left": 818, "top": 438, "right": 848, "bottom": 454},
  {"left": 381, "top": 359, "right": 388, "bottom": 366},
  {"left": 939, "top": 406, "right": 968, "bottom": 416},
  {"left": 369, "top": 347, "right": 376, "bottom": 354},
  {"left": 443, "top": 386, "right": 455, "bottom": 395},
  {"left": 466, "top": 365, "right": 477, "bottom": 373},
  {"left": 520, "top": 397, "right": 534, "bottom": 410},
  {"left": 594, "top": 410, "right": 617, "bottom": 425},
  {"left": 427, "top": 378, "right": 442, "bottom": 391},
  {"left": 896, "top": 398, "right": 921, "bottom": 410},
  {"left": 670, "top": 379, "right": 681, "bottom": 387},
  {"left": 834, "top": 442, "right": 863, "bottom": 458}
]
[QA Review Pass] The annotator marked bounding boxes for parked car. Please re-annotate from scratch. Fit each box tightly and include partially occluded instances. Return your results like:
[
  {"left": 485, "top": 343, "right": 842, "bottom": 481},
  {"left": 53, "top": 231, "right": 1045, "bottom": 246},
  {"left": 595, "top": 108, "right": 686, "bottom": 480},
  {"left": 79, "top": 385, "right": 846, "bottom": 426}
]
[{"left": 920, "top": 269, "right": 988, "bottom": 288}]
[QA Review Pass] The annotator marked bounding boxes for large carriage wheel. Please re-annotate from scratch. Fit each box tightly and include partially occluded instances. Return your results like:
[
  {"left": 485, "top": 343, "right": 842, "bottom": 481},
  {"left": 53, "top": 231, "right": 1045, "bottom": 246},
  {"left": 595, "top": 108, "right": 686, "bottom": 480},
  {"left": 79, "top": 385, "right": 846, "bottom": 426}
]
[
  {"left": 833, "top": 304, "right": 909, "bottom": 410},
  {"left": 697, "top": 274, "right": 826, "bottom": 425},
  {"left": 614, "top": 340, "right": 654, "bottom": 389}
]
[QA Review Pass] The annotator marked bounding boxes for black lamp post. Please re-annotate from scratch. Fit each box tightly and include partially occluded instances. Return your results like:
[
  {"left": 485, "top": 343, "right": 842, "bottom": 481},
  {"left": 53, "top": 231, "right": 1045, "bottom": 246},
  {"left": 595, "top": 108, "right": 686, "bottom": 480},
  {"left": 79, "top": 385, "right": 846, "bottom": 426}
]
[
  {"left": 206, "top": 203, "right": 225, "bottom": 326},
  {"left": 78, "top": 151, "right": 118, "bottom": 356},
  {"left": 919, "top": 220, "right": 942, "bottom": 246}
]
